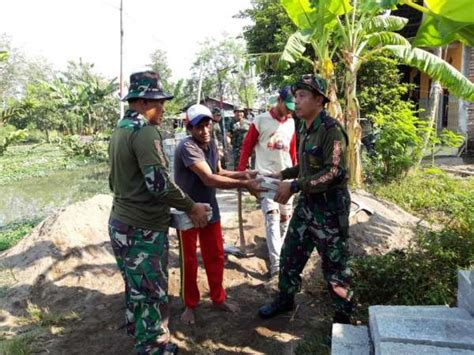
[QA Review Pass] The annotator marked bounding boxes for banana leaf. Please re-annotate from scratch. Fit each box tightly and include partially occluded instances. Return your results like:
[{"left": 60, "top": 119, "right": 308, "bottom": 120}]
[{"left": 385, "top": 45, "right": 474, "bottom": 102}]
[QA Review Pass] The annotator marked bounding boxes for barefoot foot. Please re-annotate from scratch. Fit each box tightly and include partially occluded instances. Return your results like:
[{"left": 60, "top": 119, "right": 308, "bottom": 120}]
[{"left": 180, "top": 307, "right": 195, "bottom": 325}]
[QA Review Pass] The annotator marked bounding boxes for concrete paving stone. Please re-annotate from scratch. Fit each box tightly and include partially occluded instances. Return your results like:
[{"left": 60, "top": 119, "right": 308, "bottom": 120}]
[
  {"left": 371, "top": 314, "right": 474, "bottom": 353},
  {"left": 331, "top": 324, "right": 370, "bottom": 355},
  {"left": 369, "top": 305, "right": 472, "bottom": 321},
  {"left": 458, "top": 270, "right": 474, "bottom": 316},
  {"left": 378, "top": 342, "right": 474, "bottom": 355}
]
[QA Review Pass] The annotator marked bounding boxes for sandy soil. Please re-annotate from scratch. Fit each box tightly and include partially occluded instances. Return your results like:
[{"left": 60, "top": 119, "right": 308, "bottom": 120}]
[{"left": 0, "top": 190, "right": 424, "bottom": 354}]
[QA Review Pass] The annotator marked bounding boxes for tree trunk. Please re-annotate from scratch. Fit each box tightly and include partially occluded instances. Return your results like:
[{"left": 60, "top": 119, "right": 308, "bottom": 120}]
[
  {"left": 417, "top": 48, "right": 443, "bottom": 167},
  {"left": 345, "top": 69, "right": 363, "bottom": 187},
  {"left": 327, "top": 82, "right": 344, "bottom": 124}
]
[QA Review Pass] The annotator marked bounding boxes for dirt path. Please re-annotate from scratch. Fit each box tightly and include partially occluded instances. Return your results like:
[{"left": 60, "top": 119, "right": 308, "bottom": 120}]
[{"left": 0, "top": 190, "right": 423, "bottom": 354}]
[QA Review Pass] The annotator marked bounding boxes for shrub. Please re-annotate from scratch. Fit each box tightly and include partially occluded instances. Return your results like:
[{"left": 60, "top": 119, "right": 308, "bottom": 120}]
[
  {"left": 353, "top": 227, "right": 474, "bottom": 308},
  {"left": 60, "top": 133, "right": 109, "bottom": 162},
  {"left": 355, "top": 170, "right": 474, "bottom": 317}
]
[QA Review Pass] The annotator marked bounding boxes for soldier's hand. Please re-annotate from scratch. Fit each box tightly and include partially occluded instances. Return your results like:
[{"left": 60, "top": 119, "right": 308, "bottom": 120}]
[
  {"left": 265, "top": 171, "right": 282, "bottom": 180},
  {"left": 273, "top": 181, "right": 293, "bottom": 204},
  {"left": 245, "top": 178, "right": 267, "bottom": 198},
  {"left": 188, "top": 203, "right": 209, "bottom": 228}
]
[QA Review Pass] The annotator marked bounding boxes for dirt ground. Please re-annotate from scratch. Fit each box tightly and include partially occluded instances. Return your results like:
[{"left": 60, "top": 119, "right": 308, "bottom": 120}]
[{"left": 0, "top": 190, "right": 424, "bottom": 354}]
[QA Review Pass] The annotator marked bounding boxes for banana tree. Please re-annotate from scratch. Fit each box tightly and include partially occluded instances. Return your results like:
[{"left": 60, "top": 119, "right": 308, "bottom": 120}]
[
  {"left": 279, "top": 0, "right": 474, "bottom": 186},
  {"left": 279, "top": 0, "right": 348, "bottom": 120},
  {"left": 378, "top": 0, "right": 474, "bottom": 165}
]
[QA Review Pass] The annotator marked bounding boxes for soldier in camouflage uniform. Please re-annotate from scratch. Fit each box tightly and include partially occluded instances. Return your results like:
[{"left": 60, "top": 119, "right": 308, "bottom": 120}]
[
  {"left": 108, "top": 71, "right": 209, "bottom": 354},
  {"left": 258, "top": 74, "right": 354, "bottom": 324},
  {"left": 229, "top": 106, "right": 250, "bottom": 170}
]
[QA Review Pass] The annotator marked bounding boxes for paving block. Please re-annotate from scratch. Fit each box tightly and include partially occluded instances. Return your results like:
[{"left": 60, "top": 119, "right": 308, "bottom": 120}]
[
  {"left": 170, "top": 204, "right": 213, "bottom": 230},
  {"left": 371, "top": 314, "right": 474, "bottom": 354},
  {"left": 458, "top": 270, "right": 474, "bottom": 316},
  {"left": 369, "top": 305, "right": 472, "bottom": 322},
  {"left": 379, "top": 342, "right": 474, "bottom": 354},
  {"left": 331, "top": 324, "right": 370, "bottom": 355}
]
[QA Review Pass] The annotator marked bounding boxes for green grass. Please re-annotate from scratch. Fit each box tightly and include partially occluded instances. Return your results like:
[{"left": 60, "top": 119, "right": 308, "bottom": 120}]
[
  {"left": 352, "top": 168, "right": 474, "bottom": 321},
  {"left": 0, "top": 335, "right": 35, "bottom": 355},
  {"left": 0, "top": 144, "right": 95, "bottom": 185},
  {"left": 368, "top": 168, "right": 474, "bottom": 231},
  {"left": 24, "top": 301, "right": 80, "bottom": 328},
  {"left": 0, "top": 219, "right": 42, "bottom": 251}
]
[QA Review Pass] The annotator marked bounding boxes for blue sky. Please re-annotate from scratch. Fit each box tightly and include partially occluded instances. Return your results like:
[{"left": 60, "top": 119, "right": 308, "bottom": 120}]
[{"left": 1, "top": 0, "right": 251, "bottom": 80}]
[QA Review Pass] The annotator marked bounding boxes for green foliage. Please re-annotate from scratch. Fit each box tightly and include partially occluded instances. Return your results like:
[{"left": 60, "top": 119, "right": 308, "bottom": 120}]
[
  {"left": 409, "top": 0, "right": 474, "bottom": 47},
  {"left": 6, "top": 59, "right": 119, "bottom": 137},
  {"left": 188, "top": 36, "right": 258, "bottom": 107},
  {"left": 0, "top": 144, "right": 90, "bottom": 185},
  {"left": 0, "top": 128, "right": 28, "bottom": 156},
  {"left": 369, "top": 169, "right": 474, "bottom": 231},
  {"left": 385, "top": 45, "right": 474, "bottom": 102},
  {"left": 357, "top": 55, "right": 425, "bottom": 182},
  {"left": 0, "top": 218, "right": 41, "bottom": 251},
  {"left": 354, "top": 170, "right": 473, "bottom": 319},
  {"left": 354, "top": 227, "right": 474, "bottom": 308},
  {"left": 239, "top": 0, "right": 311, "bottom": 89},
  {"left": 60, "top": 133, "right": 109, "bottom": 162},
  {"left": 0, "top": 334, "right": 36, "bottom": 355},
  {"left": 366, "top": 102, "right": 426, "bottom": 181}
]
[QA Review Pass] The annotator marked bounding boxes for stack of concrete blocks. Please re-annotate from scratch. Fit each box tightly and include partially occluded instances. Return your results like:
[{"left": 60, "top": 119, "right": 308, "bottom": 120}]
[{"left": 331, "top": 269, "right": 474, "bottom": 354}]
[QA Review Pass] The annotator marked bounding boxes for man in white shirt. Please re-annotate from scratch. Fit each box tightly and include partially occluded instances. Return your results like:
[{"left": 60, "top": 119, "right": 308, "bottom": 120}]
[{"left": 237, "top": 86, "right": 297, "bottom": 277}]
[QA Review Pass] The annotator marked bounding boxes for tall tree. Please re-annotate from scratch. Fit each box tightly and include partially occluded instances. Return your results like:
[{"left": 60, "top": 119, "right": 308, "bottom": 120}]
[
  {"left": 148, "top": 49, "right": 173, "bottom": 92},
  {"left": 239, "top": 0, "right": 311, "bottom": 89},
  {"left": 189, "top": 36, "right": 257, "bottom": 108}
]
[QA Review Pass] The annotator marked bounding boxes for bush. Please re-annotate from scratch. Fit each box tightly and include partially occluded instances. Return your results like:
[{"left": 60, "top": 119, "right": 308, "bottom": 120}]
[
  {"left": 362, "top": 101, "right": 426, "bottom": 182},
  {"left": 0, "top": 218, "right": 41, "bottom": 251},
  {"left": 60, "top": 133, "right": 109, "bottom": 162},
  {"left": 354, "top": 170, "right": 474, "bottom": 318},
  {"left": 353, "top": 227, "right": 474, "bottom": 308},
  {"left": 0, "top": 126, "right": 28, "bottom": 156}
]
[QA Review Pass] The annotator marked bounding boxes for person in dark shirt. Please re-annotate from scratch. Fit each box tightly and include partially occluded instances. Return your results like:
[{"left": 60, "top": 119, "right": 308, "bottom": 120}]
[{"left": 174, "top": 104, "right": 264, "bottom": 325}]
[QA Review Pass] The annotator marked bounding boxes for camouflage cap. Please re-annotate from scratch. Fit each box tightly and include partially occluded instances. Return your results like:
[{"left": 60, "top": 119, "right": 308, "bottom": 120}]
[
  {"left": 291, "top": 74, "right": 330, "bottom": 104},
  {"left": 211, "top": 107, "right": 222, "bottom": 115},
  {"left": 121, "top": 71, "right": 173, "bottom": 102}
]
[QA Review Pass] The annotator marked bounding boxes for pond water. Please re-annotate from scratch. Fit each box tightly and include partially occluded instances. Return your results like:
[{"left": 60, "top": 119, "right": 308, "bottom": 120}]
[{"left": 0, "top": 164, "right": 110, "bottom": 226}]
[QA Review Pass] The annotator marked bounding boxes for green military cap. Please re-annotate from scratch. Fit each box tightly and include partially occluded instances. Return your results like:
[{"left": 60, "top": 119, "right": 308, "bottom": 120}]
[
  {"left": 122, "top": 71, "right": 173, "bottom": 102},
  {"left": 292, "top": 74, "right": 330, "bottom": 104}
]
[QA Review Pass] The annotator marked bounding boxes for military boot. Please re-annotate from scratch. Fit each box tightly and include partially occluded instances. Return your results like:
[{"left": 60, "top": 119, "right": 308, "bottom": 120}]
[
  {"left": 258, "top": 294, "right": 295, "bottom": 319},
  {"left": 333, "top": 311, "right": 352, "bottom": 324}
]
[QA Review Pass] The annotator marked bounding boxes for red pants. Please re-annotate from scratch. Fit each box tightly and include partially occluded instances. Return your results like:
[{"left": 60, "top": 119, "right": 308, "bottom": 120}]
[{"left": 178, "top": 221, "right": 226, "bottom": 309}]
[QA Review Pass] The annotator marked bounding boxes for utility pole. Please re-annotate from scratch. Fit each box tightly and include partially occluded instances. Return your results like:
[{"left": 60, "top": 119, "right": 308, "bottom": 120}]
[
  {"left": 196, "top": 61, "right": 204, "bottom": 105},
  {"left": 119, "top": 0, "right": 124, "bottom": 117}
]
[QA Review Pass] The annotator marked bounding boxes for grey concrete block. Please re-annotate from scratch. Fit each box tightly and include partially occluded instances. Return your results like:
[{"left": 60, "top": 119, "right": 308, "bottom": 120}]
[
  {"left": 458, "top": 270, "right": 474, "bottom": 316},
  {"left": 331, "top": 324, "right": 370, "bottom": 355},
  {"left": 369, "top": 305, "right": 472, "bottom": 322},
  {"left": 170, "top": 204, "right": 213, "bottom": 230},
  {"left": 371, "top": 315, "right": 474, "bottom": 354},
  {"left": 379, "top": 342, "right": 474, "bottom": 354}
]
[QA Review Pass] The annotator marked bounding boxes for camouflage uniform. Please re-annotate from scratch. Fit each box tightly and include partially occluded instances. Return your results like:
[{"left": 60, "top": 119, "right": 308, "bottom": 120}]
[
  {"left": 108, "top": 219, "right": 170, "bottom": 354},
  {"left": 109, "top": 103, "right": 194, "bottom": 353},
  {"left": 278, "top": 109, "right": 353, "bottom": 315},
  {"left": 230, "top": 119, "right": 250, "bottom": 170}
]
